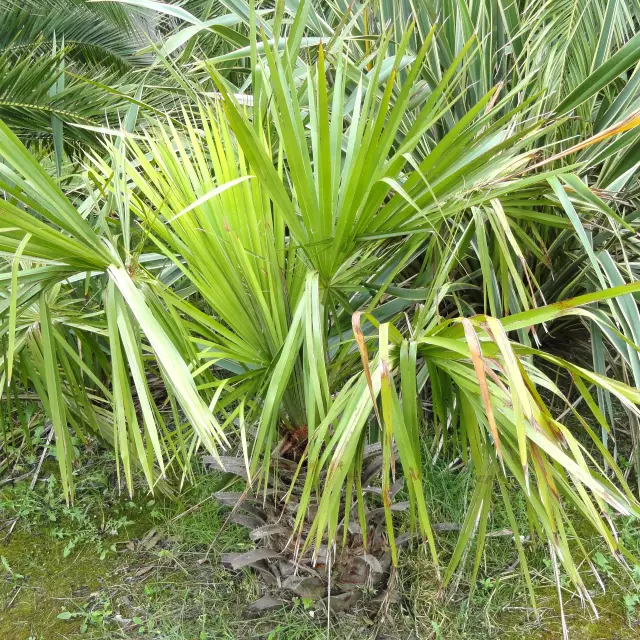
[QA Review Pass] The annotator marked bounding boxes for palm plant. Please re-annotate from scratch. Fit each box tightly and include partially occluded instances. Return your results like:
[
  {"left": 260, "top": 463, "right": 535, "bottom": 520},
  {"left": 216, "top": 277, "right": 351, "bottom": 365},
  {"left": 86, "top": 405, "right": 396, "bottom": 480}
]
[
  {"left": 0, "top": 0, "right": 206, "bottom": 153},
  {"left": 0, "top": 0, "right": 147, "bottom": 139},
  {"left": 352, "top": 0, "right": 640, "bottom": 481},
  {"left": 2, "top": 0, "right": 640, "bottom": 631},
  {"left": 0, "top": 45, "right": 137, "bottom": 150},
  {"left": 0, "top": 0, "right": 148, "bottom": 68}
]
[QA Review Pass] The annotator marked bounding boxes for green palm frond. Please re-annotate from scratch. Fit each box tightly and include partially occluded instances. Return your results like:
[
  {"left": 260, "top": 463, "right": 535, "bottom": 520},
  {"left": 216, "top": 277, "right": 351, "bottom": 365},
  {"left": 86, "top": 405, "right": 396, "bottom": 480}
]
[
  {"left": 0, "top": 0, "right": 153, "bottom": 68},
  {"left": 0, "top": 46, "right": 138, "bottom": 147}
]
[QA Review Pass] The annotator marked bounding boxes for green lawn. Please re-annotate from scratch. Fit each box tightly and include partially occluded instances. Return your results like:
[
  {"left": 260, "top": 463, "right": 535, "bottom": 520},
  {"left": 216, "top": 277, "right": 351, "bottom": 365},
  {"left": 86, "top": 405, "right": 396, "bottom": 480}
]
[{"left": 2, "top": 451, "right": 640, "bottom": 639}]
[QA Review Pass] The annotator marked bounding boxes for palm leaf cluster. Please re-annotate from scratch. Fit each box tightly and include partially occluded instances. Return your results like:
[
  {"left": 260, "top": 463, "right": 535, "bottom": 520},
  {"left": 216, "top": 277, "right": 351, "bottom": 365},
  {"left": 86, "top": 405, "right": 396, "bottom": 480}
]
[{"left": 2, "top": 0, "right": 640, "bottom": 626}]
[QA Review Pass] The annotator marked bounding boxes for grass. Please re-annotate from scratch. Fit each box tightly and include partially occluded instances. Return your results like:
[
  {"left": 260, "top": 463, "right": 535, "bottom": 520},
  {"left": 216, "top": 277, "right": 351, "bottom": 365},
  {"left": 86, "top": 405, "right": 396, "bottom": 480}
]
[{"left": 1, "top": 439, "right": 640, "bottom": 639}]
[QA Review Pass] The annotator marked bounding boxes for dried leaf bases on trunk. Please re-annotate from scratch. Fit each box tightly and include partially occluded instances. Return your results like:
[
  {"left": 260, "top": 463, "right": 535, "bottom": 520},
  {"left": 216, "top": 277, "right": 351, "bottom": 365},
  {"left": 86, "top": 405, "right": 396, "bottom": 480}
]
[{"left": 206, "top": 444, "right": 408, "bottom": 615}]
